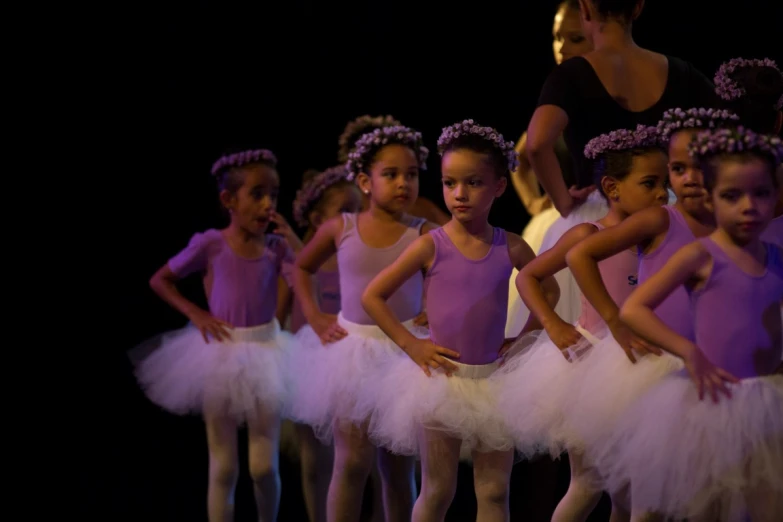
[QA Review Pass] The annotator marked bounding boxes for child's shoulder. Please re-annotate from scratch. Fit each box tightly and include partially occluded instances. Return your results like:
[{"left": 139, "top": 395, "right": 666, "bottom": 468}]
[
  {"left": 502, "top": 229, "right": 534, "bottom": 256},
  {"left": 183, "top": 228, "right": 224, "bottom": 247}
]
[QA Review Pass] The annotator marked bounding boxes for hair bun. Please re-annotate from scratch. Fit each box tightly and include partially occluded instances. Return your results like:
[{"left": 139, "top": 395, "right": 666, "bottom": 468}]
[{"left": 743, "top": 66, "right": 783, "bottom": 101}]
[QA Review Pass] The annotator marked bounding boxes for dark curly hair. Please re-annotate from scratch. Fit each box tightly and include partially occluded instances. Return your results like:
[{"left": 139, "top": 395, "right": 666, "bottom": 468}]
[
  {"left": 718, "top": 63, "right": 783, "bottom": 136},
  {"left": 337, "top": 115, "right": 402, "bottom": 163}
]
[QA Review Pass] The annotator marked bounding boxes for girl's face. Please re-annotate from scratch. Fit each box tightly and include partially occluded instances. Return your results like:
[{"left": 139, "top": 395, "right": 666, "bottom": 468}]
[
  {"left": 668, "top": 129, "right": 711, "bottom": 215},
  {"left": 709, "top": 158, "right": 777, "bottom": 245},
  {"left": 358, "top": 143, "right": 420, "bottom": 214},
  {"left": 312, "top": 184, "right": 363, "bottom": 228},
  {"left": 553, "top": 4, "right": 592, "bottom": 64},
  {"left": 441, "top": 149, "right": 506, "bottom": 223},
  {"left": 605, "top": 150, "right": 670, "bottom": 216},
  {"left": 221, "top": 164, "right": 279, "bottom": 236}
]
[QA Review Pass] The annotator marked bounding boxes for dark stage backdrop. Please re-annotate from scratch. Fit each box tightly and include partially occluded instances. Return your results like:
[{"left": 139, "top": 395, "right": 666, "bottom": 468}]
[{"left": 89, "top": 1, "right": 780, "bottom": 520}]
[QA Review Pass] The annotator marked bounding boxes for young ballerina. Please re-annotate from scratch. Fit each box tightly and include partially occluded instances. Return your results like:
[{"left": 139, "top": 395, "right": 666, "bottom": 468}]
[
  {"left": 495, "top": 124, "right": 670, "bottom": 522},
  {"left": 289, "top": 125, "right": 435, "bottom": 522},
  {"left": 598, "top": 126, "right": 783, "bottom": 522},
  {"left": 361, "top": 120, "right": 556, "bottom": 522},
  {"left": 714, "top": 57, "right": 783, "bottom": 247},
  {"left": 338, "top": 114, "right": 450, "bottom": 225},
  {"left": 135, "top": 149, "right": 298, "bottom": 522},
  {"left": 286, "top": 166, "right": 363, "bottom": 522}
]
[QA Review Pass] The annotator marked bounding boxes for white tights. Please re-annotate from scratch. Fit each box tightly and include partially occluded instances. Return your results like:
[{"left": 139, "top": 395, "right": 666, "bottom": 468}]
[
  {"left": 204, "top": 406, "right": 281, "bottom": 522},
  {"left": 327, "top": 420, "right": 416, "bottom": 522},
  {"left": 413, "top": 428, "right": 514, "bottom": 522}
]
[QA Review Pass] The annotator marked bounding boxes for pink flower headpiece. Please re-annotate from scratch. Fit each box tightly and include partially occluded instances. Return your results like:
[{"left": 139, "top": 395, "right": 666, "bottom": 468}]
[
  {"left": 657, "top": 107, "right": 740, "bottom": 141},
  {"left": 714, "top": 57, "right": 783, "bottom": 110},
  {"left": 211, "top": 149, "right": 277, "bottom": 176},
  {"left": 437, "top": 119, "right": 519, "bottom": 171},
  {"left": 345, "top": 125, "right": 428, "bottom": 180},
  {"left": 338, "top": 115, "right": 403, "bottom": 163},
  {"left": 584, "top": 124, "right": 663, "bottom": 159},
  {"left": 688, "top": 126, "right": 783, "bottom": 165},
  {"left": 292, "top": 165, "right": 351, "bottom": 227}
]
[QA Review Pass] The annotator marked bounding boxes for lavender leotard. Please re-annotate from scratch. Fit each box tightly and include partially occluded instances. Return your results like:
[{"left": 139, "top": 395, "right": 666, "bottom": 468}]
[
  {"left": 761, "top": 215, "right": 782, "bottom": 247},
  {"left": 578, "top": 222, "right": 639, "bottom": 333},
  {"left": 168, "top": 229, "right": 292, "bottom": 327},
  {"left": 290, "top": 270, "right": 340, "bottom": 333},
  {"left": 424, "top": 227, "right": 512, "bottom": 365},
  {"left": 638, "top": 206, "right": 698, "bottom": 340},
  {"left": 337, "top": 213, "right": 425, "bottom": 324},
  {"left": 692, "top": 239, "right": 783, "bottom": 379}
]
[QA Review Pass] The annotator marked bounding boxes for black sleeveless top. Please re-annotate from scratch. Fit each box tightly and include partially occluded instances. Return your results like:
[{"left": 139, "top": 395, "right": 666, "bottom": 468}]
[{"left": 538, "top": 55, "right": 718, "bottom": 188}]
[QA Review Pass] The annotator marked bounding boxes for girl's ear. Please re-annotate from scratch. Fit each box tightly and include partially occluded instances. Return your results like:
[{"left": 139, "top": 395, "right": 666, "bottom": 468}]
[
  {"left": 219, "top": 189, "right": 235, "bottom": 211},
  {"left": 601, "top": 176, "right": 619, "bottom": 200},
  {"left": 356, "top": 173, "right": 371, "bottom": 196},
  {"left": 494, "top": 175, "right": 508, "bottom": 198}
]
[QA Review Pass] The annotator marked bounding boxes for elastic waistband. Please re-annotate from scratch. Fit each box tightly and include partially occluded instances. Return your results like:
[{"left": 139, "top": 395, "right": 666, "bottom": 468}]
[
  {"left": 225, "top": 319, "right": 281, "bottom": 343},
  {"left": 337, "top": 312, "right": 420, "bottom": 341},
  {"left": 438, "top": 359, "right": 500, "bottom": 379}
]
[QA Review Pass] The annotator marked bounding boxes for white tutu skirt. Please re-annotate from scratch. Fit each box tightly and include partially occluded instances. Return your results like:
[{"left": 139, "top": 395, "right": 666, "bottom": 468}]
[
  {"left": 593, "top": 373, "right": 783, "bottom": 521},
  {"left": 365, "top": 356, "right": 513, "bottom": 457},
  {"left": 133, "top": 319, "right": 291, "bottom": 424},
  {"left": 522, "top": 206, "right": 561, "bottom": 255},
  {"left": 559, "top": 335, "right": 684, "bottom": 457},
  {"left": 286, "top": 313, "right": 428, "bottom": 442},
  {"left": 490, "top": 326, "right": 602, "bottom": 459}
]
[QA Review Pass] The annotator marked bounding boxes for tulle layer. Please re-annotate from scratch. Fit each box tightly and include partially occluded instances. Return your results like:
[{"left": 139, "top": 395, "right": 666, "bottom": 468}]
[
  {"left": 285, "top": 314, "right": 427, "bottom": 443},
  {"left": 559, "top": 335, "right": 684, "bottom": 457},
  {"left": 365, "top": 356, "right": 513, "bottom": 457},
  {"left": 133, "top": 320, "right": 290, "bottom": 424},
  {"left": 490, "top": 327, "right": 603, "bottom": 459},
  {"left": 594, "top": 373, "right": 783, "bottom": 521}
]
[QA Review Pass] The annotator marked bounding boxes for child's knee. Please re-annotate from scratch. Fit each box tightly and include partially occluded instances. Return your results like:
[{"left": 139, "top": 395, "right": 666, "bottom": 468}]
[
  {"left": 474, "top": 479, "right": 509, "bottom": 506},
  {"left": 249, "top": 458, "right": 279, "bottom": 485},
  {"left": 210, "top": 454, "right": 239, "bottom": 486}
]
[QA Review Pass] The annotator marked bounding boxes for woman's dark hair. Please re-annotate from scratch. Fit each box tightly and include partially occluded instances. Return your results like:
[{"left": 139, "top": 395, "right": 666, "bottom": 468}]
[
  {"left": 440, "top": 134, "right": 510, "bottom": 179},
  {"left": 699, "top": 153, "right": 779, "bottom": 193},
  {"left": 591, "top": 146, "right": 666, "bottom": 199},
  {"left": 719, "top": 65, "right": 783, "bottom": 136},
  {"left": 590, "top": 0, "right": 640, "bottom": 22}
]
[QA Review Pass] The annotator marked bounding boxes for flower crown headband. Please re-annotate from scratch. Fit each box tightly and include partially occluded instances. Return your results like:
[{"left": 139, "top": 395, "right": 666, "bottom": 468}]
[
  {"left": 345, "top": 125, "right": 428, "bottom": 180},
  {"left": 436, "top": 119, "right": 519, "bottom": 171},
  {"left": 584, "top": 124, "right": 662, "bottom": 159},
  {"left": 657, "top": 107, "right": 740, "bottom": 141},
  {"left": 211, "top": 149, "right": 277, "bottom": 176},
  {"left": 292, "top": 165, "right": 351, "bottom": 227},
  {"left": 714, "top": 57, "right": 783, "bottom": 110},
  {"left": 338, "top": 115, "right": 402, "bottom": 163},
  {"left": 688, "top": 126, "right": 783, "bottom": 166}
]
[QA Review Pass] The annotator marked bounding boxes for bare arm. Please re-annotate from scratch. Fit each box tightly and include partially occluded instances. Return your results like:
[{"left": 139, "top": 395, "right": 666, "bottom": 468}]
[
  {"left": 527, "top": 106, "right": 571, "bottom": 215},
  {"left": 150, "top": 264, "right": 231, "bottom": 341},
  {"left": 292, "top": 216, "right": 341, "bottom": 321},
  {"left": 619, "top": 242, "right": 707, "bottom": 357},
  {"left": 619, "top": 242, "right": 738, "bottom": 400},
  {"left": 507, "top": 233, "right": 560, "bottom": 336},
  {"left": 275, "top": 276, "right": 292, "bottom": 326},
  {"left": 510, "top": 132, "right": 543, "bottom": 211},
  {"left": 566, "top": 207, "right": 669, "bottom": 325},
  {"left": 362, "top": 235, "right": 434, "bottom": 350},
  {"left": 150, "top": 264, "right": 205, "bottom": 320},
  {"left": 362, "top": 235, "right": 460, "bottom": 374}
]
